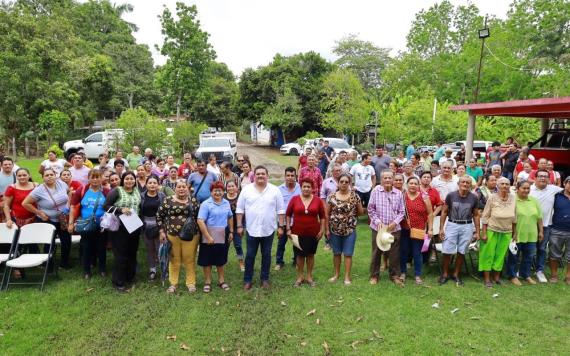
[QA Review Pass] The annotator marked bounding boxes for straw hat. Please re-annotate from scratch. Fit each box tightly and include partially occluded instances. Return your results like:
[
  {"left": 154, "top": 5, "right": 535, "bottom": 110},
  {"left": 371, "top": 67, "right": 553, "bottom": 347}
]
[
  {"left": 376, "top": 225, "right": 394, "bottom": 252},
  {"left": 290, "top": 234, "right": 302, "bottom": 250}
]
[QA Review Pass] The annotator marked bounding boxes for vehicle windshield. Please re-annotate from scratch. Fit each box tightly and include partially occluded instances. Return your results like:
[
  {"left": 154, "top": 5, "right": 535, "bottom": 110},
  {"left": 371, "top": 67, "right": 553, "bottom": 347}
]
[
  {"left": 328, "top": 140, "right": 350, "bottom": 149},
  {"left": 201, "top": 139, "right": 230, "bottom": 148}
]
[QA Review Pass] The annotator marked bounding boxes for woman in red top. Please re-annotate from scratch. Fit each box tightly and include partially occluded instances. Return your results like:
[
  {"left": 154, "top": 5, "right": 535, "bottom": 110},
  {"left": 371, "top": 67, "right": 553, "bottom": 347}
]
[
  {"left": 401, "top": 176, "right": 433, "bottom": 285},
  {"left": 60, "top": 169, "right": 83, "bottom": 198},
  {"left": 3, "top": 168, "right": 37, "bottom": 228},
  {"left": 286, "top": 178, "right": 325, "bottom": 287}
]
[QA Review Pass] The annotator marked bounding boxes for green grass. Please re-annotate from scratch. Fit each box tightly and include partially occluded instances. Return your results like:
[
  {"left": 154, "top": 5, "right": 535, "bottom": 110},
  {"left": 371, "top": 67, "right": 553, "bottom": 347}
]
[
  {"left": 14, "top": 158, "right": 43, "bottom": 182},
  {"left": 265, "top": 149, "right": 298, "bottom": 168},
  {"left": 1, "top": 221, "right": 569, "bottom": 355}
]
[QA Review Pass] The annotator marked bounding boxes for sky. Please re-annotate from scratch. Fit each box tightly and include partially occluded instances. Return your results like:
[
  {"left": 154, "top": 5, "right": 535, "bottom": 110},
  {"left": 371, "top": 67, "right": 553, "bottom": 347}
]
[{"left": 122, "top": 0, "right": 512, "bottom": 76}]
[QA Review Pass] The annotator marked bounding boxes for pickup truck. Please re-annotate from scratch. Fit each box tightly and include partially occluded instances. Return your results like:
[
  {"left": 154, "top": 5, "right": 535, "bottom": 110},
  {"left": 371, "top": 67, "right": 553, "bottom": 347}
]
[
  {"left": 63, "top": 129, "right": 123, "bottom": 160},
  {"left": 195, "top": 135, "right": 237, "bottom": 163},
  {"left": 529, "top": 123, "right": 570, "bottom": 178},
  {"left": 199, "top": 132, "right": 237, "bottom": 146}
]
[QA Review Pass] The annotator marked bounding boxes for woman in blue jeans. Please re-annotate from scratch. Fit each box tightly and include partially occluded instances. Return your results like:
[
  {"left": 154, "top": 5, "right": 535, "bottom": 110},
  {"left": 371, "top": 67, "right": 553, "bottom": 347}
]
[
  {"left": 325, "top": 174, "right": 364, "bottom": 285},
  {"left": 400, "top": 176, "right": 433, "bottom": 285},
  {"left": 507, "top": 180, "right": 543, "bottom": 285}
]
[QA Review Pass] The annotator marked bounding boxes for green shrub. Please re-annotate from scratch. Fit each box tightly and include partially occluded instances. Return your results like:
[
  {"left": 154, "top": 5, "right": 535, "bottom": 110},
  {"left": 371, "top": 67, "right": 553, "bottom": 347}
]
[
  {"left": 44, "top": 144, "right": 64, "bottom": 159},
  {"left": 297, "top": 130, "right": 321, "bottom": 146}
]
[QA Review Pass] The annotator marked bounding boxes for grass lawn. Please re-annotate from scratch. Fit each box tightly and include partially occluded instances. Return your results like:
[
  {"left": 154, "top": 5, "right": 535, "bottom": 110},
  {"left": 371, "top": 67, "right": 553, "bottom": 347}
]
[
  {"left": 1, "top": 219, "right": 569, "bottom": 355},
  {"left": 264, "top": 149, "right": 298, "bottom": 168},
  {"left": 14, "top": 158, "right": 43, "bottom": 182}
]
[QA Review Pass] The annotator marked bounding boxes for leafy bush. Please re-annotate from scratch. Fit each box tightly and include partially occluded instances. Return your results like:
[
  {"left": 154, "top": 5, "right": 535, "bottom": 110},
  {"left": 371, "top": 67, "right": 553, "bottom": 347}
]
[
  {"left": 44, "top": 144, "right": 64, "bottom": 159},
  {"left": 355, "top": 142, "right": 374, "bottom": 154},
  {"left": 297, "top": 130, "right": 322, "bottom": 146}
]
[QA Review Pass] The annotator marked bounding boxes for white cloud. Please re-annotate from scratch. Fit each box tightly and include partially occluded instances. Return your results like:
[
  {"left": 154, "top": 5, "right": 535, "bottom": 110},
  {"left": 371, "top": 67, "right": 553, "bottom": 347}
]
[{"left": 122, "top": 0, "right": 511, "bottom": 75}]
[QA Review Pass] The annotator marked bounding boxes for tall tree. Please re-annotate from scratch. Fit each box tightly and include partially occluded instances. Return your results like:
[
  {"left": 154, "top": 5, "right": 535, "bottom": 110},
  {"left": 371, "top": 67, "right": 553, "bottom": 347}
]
[
  {"left": 333, "top": 34, "right": 391, "bottom": 91},
  {"left": 157, "top": 2, "right": 216, "bottom": 119}
]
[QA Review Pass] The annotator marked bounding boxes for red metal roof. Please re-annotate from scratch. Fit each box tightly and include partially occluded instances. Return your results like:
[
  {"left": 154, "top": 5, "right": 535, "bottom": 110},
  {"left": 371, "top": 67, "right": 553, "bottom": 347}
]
[{"left": 450, "top": 96, "right": 570, "bottom": 119}]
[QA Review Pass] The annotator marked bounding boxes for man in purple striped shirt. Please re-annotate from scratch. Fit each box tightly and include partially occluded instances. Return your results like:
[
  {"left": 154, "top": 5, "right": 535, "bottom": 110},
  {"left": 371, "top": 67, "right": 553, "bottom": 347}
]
[{"left": 368, "top": 170, "right": 406, "bottom": 286}]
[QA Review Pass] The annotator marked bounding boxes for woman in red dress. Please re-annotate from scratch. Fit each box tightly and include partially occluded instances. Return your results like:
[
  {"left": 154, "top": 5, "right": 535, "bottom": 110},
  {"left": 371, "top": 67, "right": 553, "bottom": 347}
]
[
  {"left": 2, "top": 168, "right": 37, "bottom": 229},
  {"left": 286, "top": 178, "right": 326, "bottom": 287}
]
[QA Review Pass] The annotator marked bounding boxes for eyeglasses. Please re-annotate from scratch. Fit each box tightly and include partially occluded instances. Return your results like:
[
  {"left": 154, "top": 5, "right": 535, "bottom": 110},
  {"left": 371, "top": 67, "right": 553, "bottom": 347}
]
[
  {"left": 537, "top": 175, "right": 549, "bottom": 178},
  {"left": 339, "top": 181, "right": 350, "bottom": 184}
]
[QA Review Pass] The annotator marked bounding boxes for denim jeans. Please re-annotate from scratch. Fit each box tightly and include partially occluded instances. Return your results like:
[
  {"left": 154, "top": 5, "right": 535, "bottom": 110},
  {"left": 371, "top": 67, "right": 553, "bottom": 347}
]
[
  {"left": 244, "top": 232, "right": 274, "bottom": 283},
  {"left": 228, "top": 227, "right": 243, "bottom": 259},
  {"left": 275, "top": 231, "right": 296, "bottom": 265},
  {"left": 502, "top": 170, "right": 514, "bottom": 184},
  {"left": 507, "top": 242, "right": 537, "bottom": 279},
  {"left": 536, "top": 226, "right": 551, "bottom": 272},
  {"left": 399, "top": 228, "right": 424, "bottom": 277}
]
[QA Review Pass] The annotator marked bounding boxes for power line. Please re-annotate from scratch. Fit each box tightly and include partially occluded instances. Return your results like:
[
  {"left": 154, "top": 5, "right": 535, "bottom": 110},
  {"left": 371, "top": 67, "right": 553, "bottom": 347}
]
[{"left": 484, "top": 43, "right": 535, "bottom": 72}]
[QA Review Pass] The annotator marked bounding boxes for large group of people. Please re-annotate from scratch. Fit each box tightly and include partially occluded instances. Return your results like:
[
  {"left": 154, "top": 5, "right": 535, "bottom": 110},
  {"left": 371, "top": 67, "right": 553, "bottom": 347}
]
[{"left": 0, "top": 137, "right": 569, "bottom": 293}]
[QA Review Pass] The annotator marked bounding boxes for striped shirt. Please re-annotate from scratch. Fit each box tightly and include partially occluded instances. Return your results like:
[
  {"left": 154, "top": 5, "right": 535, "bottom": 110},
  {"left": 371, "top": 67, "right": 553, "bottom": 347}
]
[{"left": 367, "top": 185, "right": 405, "bottom": 232}]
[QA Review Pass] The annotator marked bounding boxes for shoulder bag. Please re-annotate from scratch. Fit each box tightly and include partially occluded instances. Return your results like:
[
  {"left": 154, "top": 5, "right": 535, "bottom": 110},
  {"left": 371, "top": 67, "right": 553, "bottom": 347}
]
[
  {"left": 43, "top": 183, "right": 68, "bottom": 230},
  {"left": 75, "top": 191, "right": 103, "bottom": 233},
  {"left": 404, "top": 194, "right": 427, "bottom": 240},
  {"left": 179, "top": 199, "right": 197, "bottom": 241}
]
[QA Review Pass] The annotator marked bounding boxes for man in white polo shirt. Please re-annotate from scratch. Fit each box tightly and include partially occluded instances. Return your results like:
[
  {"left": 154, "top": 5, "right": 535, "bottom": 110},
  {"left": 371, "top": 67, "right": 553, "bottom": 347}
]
[{"left": 237, "top": 165, "right": 285, "bottom": 290}]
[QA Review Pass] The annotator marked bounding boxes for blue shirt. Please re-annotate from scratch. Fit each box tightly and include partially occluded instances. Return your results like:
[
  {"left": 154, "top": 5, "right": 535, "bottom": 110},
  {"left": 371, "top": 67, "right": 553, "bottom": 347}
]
[
  {"left": 198, "top": 197, "right": 233, "bottom": 227},
  {"left": 434, "top": 146, "right": 445, "bottom": 161},
  {"left": 187, "top": 172, "right": 218, "bottom": 203},
  {"left": 80, "top": 189, "right": 105, "bottom": 223},
  {"left": 318, "top": 158, "right": 329, "bottom": 178},
  {"left": 278, "top": 183, "right": 301, "bottom": 208},
  {"left": 406, "top": 145, "right": 415, "bottom": 160},
  {"left": 552, "top": 192, "right": 570, "bottom": 231}
]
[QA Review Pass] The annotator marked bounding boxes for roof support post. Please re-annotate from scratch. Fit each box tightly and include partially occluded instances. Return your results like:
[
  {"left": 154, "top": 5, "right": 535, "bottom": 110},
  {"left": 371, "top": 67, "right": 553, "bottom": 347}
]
[
  {"left": 466, "top": 112, "right": 476, "bottom": 161},
  {"left": 541, "top": 118, "right": 549, "bottom": 135}
]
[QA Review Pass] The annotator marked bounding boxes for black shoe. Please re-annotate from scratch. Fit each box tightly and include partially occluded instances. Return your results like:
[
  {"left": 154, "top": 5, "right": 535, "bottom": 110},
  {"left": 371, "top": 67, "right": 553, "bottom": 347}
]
[
  {"left": 438, "top": 276, "right": 449, "bottom": 285},
  {"left": 115, "top": 285, "right": 128, "bottom": 293},
  {"left": 455, "top": 278, "right": 464, "bottom": 286},
  {"left": 149, "top": 271, "right": 157, "bottom": 281}
]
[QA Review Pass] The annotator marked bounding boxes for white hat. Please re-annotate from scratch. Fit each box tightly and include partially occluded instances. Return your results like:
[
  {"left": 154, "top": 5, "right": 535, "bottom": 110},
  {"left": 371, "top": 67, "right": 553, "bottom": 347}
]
[
  {"left": 509, "top": 240, "right": 518, "bottom": 255},
  {"left": 290, "top": 234, "right": 302, "bottom": 251},
  {"left": 376, "top": 226, "right": 394, "bottom": 252}
]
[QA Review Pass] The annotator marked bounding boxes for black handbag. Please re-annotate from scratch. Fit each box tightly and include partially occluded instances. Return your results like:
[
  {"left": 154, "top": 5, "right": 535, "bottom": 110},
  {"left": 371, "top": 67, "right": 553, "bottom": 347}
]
[
  {"left": 75, "top": 192, "right": 103, "bottom": 233},
  {"left": 178, "top": 202, "right": 197, "bottom": 241}
]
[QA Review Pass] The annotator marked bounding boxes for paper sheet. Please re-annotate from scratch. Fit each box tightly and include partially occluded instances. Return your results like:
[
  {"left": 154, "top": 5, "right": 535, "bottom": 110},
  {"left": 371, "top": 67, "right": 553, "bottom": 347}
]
[{"left": 119, "top": 210, "right": 143, "bottom": 234}]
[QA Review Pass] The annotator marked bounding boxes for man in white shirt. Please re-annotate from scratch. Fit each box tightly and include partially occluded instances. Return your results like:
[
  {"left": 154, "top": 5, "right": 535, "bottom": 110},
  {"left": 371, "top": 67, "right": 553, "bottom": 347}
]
[
  {"left": 350, "top": 153, "right": 376, "bottom": 207},
  {"left": 438, "top": 148, "right": 457, "bottom": 168},
  {"left": 108, "top": 149, "right": 129, "bottom": 170},
  {"left": 237, "top": 165, "right": 285, "bottom": 290},
  {"left": 39, "top": 150, "right": 67, "bottom": 177},
  {"left": 530, "top": 169, "right": 563, "bottom": 283},
  {"left": 431, "top": 160, "right": 458, "bottom": 201},
  {"left": 69, "top": 153, "right": 90, "bottom": 185}
]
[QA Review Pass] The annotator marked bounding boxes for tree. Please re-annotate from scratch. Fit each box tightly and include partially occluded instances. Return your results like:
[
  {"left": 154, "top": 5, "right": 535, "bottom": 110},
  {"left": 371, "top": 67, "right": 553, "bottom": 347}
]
[
  {"left": 116, "top": 108, "right": 169, "bottom": 153},
  {"left": 157, "top": 3, "right": 216, "bottom": 119},
  {"left": 189, "top": 62, "right": 239, "bottom": 128},
  {"left": 333, "top": 34, "right": 391, "bottom": 91},
  {"left": 260, "top": 86, "right": 303, "bottom": 143},
  {"left": 320, "top": 69, "right": 370, "bottom": 136},
  {"left": 172, "top": 120, "right": 208, "bottom": 155},
  {"left": 38, "top": 110, "right": 70, "bottom": 145}
]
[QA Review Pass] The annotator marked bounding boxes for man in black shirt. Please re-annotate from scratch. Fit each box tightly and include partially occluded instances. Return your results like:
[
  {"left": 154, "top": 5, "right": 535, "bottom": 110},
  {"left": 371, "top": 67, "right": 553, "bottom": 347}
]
[{"left": 501, "top": 144, "right": 519, "bottom": 184}]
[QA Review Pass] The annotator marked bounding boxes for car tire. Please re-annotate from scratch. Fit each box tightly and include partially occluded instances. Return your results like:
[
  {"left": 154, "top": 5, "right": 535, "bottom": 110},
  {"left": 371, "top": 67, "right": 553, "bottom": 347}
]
[{"left": 290, "top": 148, "right": 299, "bottom": 156}]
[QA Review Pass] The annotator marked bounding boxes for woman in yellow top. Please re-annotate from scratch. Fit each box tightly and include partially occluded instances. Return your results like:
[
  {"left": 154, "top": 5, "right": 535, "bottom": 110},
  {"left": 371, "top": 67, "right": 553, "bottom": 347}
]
[
  {"left": 506, "top": 181, "right": 543, "bottom": 286},
  {"left": 479, "top": 177, "right": 517, "bottom": 288}
]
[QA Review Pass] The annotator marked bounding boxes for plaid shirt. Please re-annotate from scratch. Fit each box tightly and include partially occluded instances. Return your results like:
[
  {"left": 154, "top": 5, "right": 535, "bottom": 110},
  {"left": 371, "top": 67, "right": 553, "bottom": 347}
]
[
  {"left": 367, "top": 185, "right": 405, "bottom": 231},
  {"left": 299, "top": 166, "right": 323, "bottom": 196}
]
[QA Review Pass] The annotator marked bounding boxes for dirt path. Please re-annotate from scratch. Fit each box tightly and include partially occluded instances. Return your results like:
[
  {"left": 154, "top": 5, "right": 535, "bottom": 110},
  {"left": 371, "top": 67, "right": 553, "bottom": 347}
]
[{"left": 236, "top": 143, "right": 285, "bottom": 180}]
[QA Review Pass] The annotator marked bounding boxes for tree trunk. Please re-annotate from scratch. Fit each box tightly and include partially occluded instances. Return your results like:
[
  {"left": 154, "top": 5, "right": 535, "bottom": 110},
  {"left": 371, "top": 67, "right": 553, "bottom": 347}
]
[
  {"left": 11, "top": 137, "right": 16, "bottom": 157},
  {"left": 176, "top": 92, "right": 182, "bottom": 120},
  {"left": 24, "top": 136, "right": 30, "bottom": 158},
  {"left": 128, "top": 93, "right": 134, "bottom": 109},
  {"left": 36, "top": 135, "right": 40, "bottom": 157}
]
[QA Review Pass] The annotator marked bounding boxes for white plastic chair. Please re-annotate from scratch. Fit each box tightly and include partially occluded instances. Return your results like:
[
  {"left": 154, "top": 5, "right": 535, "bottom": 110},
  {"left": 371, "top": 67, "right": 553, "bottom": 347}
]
[
  {"left": 55, "top": 234, "right": 81, "bottom": 245},
  {"left": 0, "top": 223, "right": 18, "bottom": 289},
  {"left": 4, "top": 223, "right": 56, "bottom": 291}
]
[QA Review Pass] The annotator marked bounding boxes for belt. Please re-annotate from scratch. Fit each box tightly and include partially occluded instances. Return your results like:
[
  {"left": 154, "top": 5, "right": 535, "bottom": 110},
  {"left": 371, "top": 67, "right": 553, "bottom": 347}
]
[{"left": 449, "top": 219, "right": 473, "bottom": 225}]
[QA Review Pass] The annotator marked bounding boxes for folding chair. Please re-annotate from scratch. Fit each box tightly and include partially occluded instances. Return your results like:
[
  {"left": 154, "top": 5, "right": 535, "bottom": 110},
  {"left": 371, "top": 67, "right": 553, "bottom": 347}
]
[
  {"left": 4, "top": 223, "right": 56, "bottom": 291},
  {"left": 0, "top": 223, "right": 18, "bottom": 290}
]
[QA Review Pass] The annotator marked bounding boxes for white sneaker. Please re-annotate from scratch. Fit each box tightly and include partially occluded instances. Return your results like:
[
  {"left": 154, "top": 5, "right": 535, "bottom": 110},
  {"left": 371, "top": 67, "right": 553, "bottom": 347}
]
[{"left": 536, "top": 271, "right": 548, "bottom": 283}]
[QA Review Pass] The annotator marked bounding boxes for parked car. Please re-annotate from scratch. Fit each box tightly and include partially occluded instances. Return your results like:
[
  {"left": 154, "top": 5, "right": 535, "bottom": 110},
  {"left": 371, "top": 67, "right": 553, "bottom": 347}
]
[
  {"left": 63, "top": 129, "right": 124, "bottom": 160},
  {"left": 280, "top": 142, "right": 302, "bottom": 156},
  {"left": 195, "top": 137, "right": 236, "bottom": 163},
  {"left": 304, "top": 138, "right": 360, "bottom": 158}
]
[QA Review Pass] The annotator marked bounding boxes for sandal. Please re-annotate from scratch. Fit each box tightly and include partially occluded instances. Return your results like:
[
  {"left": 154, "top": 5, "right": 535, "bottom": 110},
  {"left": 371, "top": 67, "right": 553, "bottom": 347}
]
[
  {"left": 293, "top": 280, "right": 303, "bottom": 287},
  {"left": 344, "top": 280, "right": 352, "bottom": 286},
  {"left": 369, "top": 277, "right": 378, "bottom": 285},
  {"left": 218, "top": 282, "right": 230, "bottom": 291},
  {"left": 187, "top": 284, "right": 197, "bottom": 293},
  {"left": 485, "top": 281, "right": 493, "bottom": 288},
  {"left": 166, "top": 285, "right": 177, "bottom": 294},
  {"left": 328, "top": 276, "right": 338, "bottom": 283},
  {"left": 307, "top": 280, "right": 316, "bottom": 287},
  {"left": 203, "top": 284, "right": 211, "bottom": 293},
  {"left": 148, "top": 271, "right": 156, "bottom": 281},
  {"left": 415, "top": 277, "right": 423, "bottom": 285}
]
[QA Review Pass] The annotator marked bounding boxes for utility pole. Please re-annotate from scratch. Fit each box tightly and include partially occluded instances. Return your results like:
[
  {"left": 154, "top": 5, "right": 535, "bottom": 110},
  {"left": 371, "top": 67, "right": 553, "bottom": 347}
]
[
  {"left": 373, "top": 111, "right": 378, "bottom": 147},
  {"left": 466, "top": 15, "right": 489, "bottom": 162}
]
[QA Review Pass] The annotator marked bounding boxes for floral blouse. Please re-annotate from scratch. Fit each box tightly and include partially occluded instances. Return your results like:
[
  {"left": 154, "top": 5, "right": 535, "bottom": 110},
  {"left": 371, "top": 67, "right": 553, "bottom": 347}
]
[
  {"left": 156, "top": 196, "right": 199, "bottom": 235},
  {"left": 326, "top": 192, "right": 361, "bottom": 236}
]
